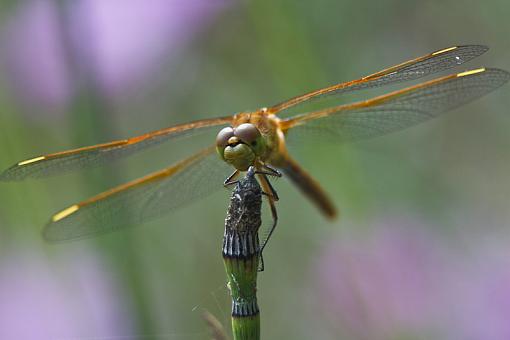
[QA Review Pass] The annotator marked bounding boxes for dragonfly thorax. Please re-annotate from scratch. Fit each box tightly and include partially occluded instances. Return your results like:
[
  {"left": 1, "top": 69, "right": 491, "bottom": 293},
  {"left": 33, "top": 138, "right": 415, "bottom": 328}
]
[{"left": 216, "top": 123, "right": 267, "bottom": 171}]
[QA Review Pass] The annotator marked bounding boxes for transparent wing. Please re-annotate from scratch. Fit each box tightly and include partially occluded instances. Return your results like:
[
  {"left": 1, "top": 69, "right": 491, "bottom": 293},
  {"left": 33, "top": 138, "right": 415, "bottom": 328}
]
[
  {"left": 43, "top": 146, "right": 232, "bottom": 242},
  {"left": 0, "top": 116, "right": 232, "bottom": 181},
  {"left": 269, "top": 45, "right": 488, "bottom": 114},
  {"left": 281, "top": 68, "right": 510, "bottom": 143}
]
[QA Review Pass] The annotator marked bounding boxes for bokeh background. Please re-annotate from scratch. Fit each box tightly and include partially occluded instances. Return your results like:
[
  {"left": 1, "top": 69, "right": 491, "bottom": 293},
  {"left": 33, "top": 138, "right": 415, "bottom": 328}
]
[{"left": 1, "top": 1, "right": 509, "bottom": 339}]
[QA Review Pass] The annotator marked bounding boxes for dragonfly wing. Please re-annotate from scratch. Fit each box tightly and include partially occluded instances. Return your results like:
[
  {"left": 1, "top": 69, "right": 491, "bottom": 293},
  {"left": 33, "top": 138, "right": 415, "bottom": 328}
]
[
  {"left": 1, "top": 116, "right": 232, "bottom": 181},
  {"left": 43, "top": 146, "right": 232, "bottom": 242},
  {"left": 269, "top": 45, "right": 489, "bottom": 114},
  {"left": 282, "top": 68, "right": 510, "bottom": 144}
]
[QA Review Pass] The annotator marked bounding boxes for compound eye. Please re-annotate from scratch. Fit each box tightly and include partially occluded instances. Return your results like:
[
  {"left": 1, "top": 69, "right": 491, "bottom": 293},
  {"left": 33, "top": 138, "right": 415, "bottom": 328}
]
[
  {"left": 216, "top": 127, "right": 235, "bottom": 148},
  {"left": 235, "top": 123, "right": 261, "bottom": 144}
]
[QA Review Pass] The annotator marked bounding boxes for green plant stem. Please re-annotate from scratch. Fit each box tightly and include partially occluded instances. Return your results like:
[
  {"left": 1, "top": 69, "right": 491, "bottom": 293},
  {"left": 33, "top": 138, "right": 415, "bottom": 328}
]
[{"left": 224, "top": 252, "right": 260, "bottom": 340}]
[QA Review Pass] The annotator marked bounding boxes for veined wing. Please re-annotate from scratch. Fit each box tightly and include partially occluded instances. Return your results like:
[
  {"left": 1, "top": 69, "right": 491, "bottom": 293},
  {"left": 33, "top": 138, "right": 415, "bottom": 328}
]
[
  {"left": 269, "top": 45, "right": 488, "bottom": 114},
  {"left": 0, "top": 116, "right": 232, "bottom": 181},
  {"left": 281, "top": 68, "right": 510, "bottom": 143},
  {"left": 43, "top": 146, "right": 231, "bottom": 242}
]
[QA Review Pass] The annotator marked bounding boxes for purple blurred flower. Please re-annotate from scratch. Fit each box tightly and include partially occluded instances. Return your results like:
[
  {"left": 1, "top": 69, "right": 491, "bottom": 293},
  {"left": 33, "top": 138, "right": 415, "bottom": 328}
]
[
  {"left": 447, "top": 244, "right": 510, "bottom": 340},
  {"left": 315, "top": 217, "right": 510, "bottom": 339},
  {"left": 2, "top": 0, "right": 72, "bottom": 108},
  {"left": 0, "top": 246, "right": 135, "bottom": 339},
  {"left": 1, "top": 0, "right": 229, "bottom": 108}
]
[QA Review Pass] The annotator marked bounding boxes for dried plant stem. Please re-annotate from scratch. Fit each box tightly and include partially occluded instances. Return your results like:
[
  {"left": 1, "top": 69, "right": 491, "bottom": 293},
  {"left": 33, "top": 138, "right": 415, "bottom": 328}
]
[{"left": 222, "top": 169, "right": 262, "bottom": 340}]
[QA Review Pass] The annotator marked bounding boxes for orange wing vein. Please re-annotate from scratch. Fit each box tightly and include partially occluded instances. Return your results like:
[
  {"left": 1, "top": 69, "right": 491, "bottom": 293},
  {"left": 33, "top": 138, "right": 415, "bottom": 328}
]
[
  {"left": 43, "top": 146, "right": 232, "bottom": 242},
  {"left": 269, "top": 45, "right": 489, "bottom": 114},
  {"left": 0, "top": 116, "right": 232, "bottom": 181},
  {"left": 280, "top": 68, "right": 509, "bottom": 143}
]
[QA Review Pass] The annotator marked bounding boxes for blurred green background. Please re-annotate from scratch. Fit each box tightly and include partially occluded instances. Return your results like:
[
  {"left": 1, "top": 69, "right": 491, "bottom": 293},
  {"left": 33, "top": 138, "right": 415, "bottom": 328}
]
[{"left": 0, "top": 1, "right": 509, "bottom": 339}]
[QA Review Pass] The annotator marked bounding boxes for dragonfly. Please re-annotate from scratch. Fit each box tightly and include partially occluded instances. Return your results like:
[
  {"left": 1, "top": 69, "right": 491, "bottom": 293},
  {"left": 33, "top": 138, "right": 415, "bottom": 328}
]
[{"left": 1, "top": 45, "right": 509, "bottom": 243}]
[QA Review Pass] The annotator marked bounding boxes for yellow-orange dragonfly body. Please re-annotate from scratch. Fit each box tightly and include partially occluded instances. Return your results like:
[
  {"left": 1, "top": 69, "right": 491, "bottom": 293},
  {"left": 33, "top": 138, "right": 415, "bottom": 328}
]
[{"left": 2, "top": 45, "right": 509, "bottom": 242}]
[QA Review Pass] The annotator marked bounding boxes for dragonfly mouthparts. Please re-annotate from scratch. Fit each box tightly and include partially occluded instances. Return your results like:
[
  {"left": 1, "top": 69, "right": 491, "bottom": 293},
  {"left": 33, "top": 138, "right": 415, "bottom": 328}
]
[{"left": 227, "top": 136, "right": 241, "bottom": 146}]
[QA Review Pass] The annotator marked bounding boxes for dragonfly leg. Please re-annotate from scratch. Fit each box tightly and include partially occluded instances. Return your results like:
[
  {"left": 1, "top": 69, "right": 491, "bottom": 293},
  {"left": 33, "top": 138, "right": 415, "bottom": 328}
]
[
  {"left": 256, "top": 173, "right": 279, "bottom": 272},
  {"left": 257, "top": 192, "right": 278, "bottom": 272},
  {"left": 253, "top": 163, "right": 282, "bottom": 178},
  {"left": 223, "top": 170, "right": 240, "bottom": 187},
  {"left": 261, "top": 163, "right": 282, "bottom": 178},
  {"left": 258, "top": 173, "right": 279, "bottom": 201},
  {"left": 259, "top": 255, "right": 265, "bottom": 272}
]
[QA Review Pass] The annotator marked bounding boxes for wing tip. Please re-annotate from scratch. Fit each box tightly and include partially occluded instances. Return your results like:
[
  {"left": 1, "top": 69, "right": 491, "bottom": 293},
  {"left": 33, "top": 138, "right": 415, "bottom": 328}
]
[
  {"left": 431, "top": 44, "right": 489, "bottom": 62},
  {"left": 458, "top": 44, "right": 489, "bottom": 51},
  {"left": 457, "top": 67, "right": 510, "bottom": 85},
  {"left": 488, "top": 67, "right": 510, "bottom": 77},
  {"left": 42, "top": 225, "right": 96, "bottom": 244},
  {"left": 42, "top": 229, "right": 61, "bottom": 243},
  {"left": 0, "top": 156, "right": 47, "bottom": 181},
  {"left": 0, "top": 165, "right": 21, "bottom": 182},
  {"left": 455, "top": 44, "right": 489, "bottom": 56},
  {"left": 0, "top": 171, "right": 8, "bottom": 182},
  {"left": 42, "top": 222, "right": 58, "bottom": 243},
  {"left": 42, "top": 229, "right": 70, "bottom": 244},
  {"left": 42, "top": 205, "right": 81, "bottom": 243}
]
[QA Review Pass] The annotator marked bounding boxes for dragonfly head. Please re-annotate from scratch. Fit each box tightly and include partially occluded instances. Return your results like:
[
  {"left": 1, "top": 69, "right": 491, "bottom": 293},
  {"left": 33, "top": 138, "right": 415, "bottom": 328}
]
[{"left": 216, "top": 123, "right": 266, "bottom": 171}]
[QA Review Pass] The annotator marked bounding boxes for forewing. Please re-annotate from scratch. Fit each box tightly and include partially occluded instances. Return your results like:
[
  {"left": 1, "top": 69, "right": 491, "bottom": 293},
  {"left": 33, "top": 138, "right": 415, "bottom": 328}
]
[
  {"left": 1, "top": 116, "right": 232, "bottom": 181},
  {"left": 282, "top": 68, "right": 510, "bottom": 144},
  {"left": 269, "top": 45, "right": 488, "bottom": 114},
  {"left": 43, "top": 147, "right": 232, "bottom": 242}
]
